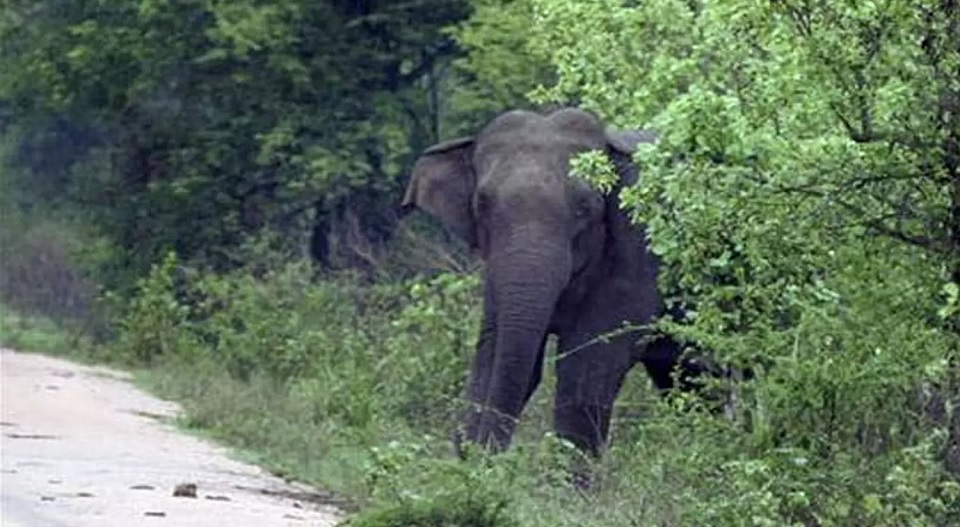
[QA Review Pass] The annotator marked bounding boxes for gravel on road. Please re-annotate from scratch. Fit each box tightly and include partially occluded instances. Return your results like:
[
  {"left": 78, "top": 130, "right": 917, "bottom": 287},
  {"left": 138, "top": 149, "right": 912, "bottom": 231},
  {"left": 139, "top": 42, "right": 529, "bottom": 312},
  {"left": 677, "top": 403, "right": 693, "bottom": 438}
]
[{"left": 0, "top": 348, "right": 342, "bottom": 527}]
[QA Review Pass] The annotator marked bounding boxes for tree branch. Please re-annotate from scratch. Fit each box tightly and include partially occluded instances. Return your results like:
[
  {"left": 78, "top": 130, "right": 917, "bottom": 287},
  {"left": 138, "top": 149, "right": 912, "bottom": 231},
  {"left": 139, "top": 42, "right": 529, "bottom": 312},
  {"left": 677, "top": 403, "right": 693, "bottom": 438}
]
[{"left": 772, "top": 182, "right": 953, "bottom": 254}]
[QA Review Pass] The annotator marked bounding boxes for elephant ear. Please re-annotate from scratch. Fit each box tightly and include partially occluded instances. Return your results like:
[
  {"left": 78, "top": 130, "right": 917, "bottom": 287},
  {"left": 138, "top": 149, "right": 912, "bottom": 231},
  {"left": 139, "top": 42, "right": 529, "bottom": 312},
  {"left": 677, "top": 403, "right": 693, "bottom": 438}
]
[
  {"left": 401, "top": 136, "right": 478, "bottom": 247},
  {"left": 601, "top": 128, "right": 661, "bottom": 268},
  {"left": 604, "top": 128, "right": 658, "bottom": 154},
  {"left": 604, "top": 127, "right": 659, "bottom": 186}
]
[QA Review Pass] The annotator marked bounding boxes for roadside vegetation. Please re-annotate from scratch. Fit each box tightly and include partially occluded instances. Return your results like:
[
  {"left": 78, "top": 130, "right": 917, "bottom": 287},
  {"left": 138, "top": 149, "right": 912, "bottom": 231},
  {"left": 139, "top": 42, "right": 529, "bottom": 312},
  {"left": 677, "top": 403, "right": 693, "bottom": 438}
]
[
  {"left": 0, "top": 302, "right": 76, "bottom": 355},
  {"left": 2, "top": 1, "right": 959, "bottom": 525}
]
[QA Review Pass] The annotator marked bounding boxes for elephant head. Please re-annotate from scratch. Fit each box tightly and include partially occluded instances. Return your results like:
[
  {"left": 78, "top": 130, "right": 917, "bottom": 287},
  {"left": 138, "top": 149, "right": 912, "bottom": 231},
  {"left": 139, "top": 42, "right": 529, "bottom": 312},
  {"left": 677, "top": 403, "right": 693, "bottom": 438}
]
[{"left": 401, "top": 108, "right": 664, "bottom": 457}]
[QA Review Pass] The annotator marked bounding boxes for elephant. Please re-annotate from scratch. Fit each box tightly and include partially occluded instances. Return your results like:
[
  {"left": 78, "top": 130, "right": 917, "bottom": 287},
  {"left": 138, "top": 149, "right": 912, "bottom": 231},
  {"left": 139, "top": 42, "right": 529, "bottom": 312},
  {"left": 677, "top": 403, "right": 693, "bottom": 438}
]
[{"left": 400, "top": 107, "right": 714, "bottom": 462}]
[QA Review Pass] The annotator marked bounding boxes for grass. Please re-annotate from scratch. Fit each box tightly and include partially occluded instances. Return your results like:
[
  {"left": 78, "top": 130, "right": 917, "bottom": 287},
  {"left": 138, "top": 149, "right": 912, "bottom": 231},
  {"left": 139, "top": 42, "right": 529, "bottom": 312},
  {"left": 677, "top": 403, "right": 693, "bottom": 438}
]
[
  {"left": 0, "top": 301, "right": 364, "bottom": 513},
  {"left": 4, "top": 256, "right": 959, "bottom": 527},
  {"left": 0, "top": 297, "right": 628, "bottom": 526},
  {"left": 0, "top": 302, "right": 78, "bottom": 354},
  {"left": 137, "top": 358, "right": 372, "bottom": 507}
]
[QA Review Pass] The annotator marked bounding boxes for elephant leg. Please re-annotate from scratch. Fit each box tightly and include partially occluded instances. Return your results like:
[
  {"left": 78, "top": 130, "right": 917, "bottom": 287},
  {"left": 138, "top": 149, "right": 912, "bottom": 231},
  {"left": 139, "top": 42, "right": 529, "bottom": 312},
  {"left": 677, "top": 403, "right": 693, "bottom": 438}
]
[
  {"left": 552, "top": 331, "right": 634, "bottom": 491},
  {"left": 642, "top": 334, "right": 730, "bottom": 415},
  {"left": 456, "top": 292, "right": 498, "bottom": 457},
  {"left": 553, "top": 330, "right": 634, "bottom": 458},
  {"left": 640, "top": 334, "right": 684, "bottom": 392}
]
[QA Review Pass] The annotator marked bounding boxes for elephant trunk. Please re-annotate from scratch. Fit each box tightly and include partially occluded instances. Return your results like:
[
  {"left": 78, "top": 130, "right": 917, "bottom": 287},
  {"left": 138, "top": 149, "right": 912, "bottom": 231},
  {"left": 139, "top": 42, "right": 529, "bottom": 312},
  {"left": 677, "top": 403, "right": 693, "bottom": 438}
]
[{"left": 471, "top": 227, "right": 571, "bottom": 450}]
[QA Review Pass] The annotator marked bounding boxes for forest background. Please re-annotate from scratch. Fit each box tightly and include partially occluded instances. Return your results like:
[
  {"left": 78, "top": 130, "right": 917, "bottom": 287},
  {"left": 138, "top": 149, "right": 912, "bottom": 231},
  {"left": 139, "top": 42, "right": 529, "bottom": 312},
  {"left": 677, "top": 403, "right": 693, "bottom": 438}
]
[{"left": 2, "top": 1, "right": 960, "bottom": 525}]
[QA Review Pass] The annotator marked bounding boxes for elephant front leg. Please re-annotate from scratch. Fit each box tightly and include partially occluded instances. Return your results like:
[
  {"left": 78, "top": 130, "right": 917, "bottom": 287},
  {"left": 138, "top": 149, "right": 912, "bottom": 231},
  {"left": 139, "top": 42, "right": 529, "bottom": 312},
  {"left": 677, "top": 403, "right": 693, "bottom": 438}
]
[
  {"left": 553, "top": 331, "right": 635, "bottom": 488},
  {"left": 642, "top": 335, "right": 733, "bottom": 415},
  {"left": 455, "top": 312, "right": 497, "bottom": 458},
  {"left": 554, "top": 344, "right": 630, "bottom": 456}
]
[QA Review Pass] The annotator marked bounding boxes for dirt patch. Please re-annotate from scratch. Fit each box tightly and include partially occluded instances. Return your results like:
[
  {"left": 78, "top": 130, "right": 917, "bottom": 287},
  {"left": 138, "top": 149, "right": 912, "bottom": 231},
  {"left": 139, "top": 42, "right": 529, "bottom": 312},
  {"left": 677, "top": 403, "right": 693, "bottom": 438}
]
[{"left": 0, "top": 348, "right": 342, "bottom": 526}]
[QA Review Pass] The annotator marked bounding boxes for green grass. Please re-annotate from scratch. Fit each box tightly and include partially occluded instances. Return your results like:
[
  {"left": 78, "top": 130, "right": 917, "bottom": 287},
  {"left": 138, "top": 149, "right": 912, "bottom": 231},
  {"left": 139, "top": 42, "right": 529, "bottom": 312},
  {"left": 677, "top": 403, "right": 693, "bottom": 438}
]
[
  {"left": 131, "top": 365, "right": 572, "bottom": 526},
  {"left": 6, "top": 254, "right": 959, "bottom": 527},
  {"left": 0, "top": 302, "right": 78, "bottom": 354},
  {"left": 136, "top": 358, "right": 372, "bottom": 508}
]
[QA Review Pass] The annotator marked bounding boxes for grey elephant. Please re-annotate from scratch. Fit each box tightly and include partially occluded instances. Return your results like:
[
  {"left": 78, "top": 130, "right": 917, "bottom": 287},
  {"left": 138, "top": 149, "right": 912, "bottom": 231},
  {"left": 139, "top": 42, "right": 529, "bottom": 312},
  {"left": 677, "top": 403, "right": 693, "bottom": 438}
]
[{"left": 401, "top": 107, "right": 711, "bottom": 460}]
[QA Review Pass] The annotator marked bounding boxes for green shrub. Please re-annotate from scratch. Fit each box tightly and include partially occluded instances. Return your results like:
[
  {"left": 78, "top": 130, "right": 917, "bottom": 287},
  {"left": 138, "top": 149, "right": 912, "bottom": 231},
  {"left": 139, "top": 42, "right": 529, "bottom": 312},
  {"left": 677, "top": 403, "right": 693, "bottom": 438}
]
[
  {"left": 111, "top": 252, "right": 203, "bottom": 365},
  {"left": 346, "top": 490, "right": 517, "bottom": 527},
  {"left": 380, "top": 272, "right": 481, "bottom": 426},
  {"left": 0, "top": 211, "right": 110, "bottom": 343},
  {"left": 0, "top": 302, "right": 77, "bottom": 354},
  {"left": 111, "top": 247, "right": 960, "bottom": 526},
  {"left": 349, "top": 446, "right": 519, "bottom": 527},
  {"left": 110, "top": 250, "right": 482, "bottom": 432}
]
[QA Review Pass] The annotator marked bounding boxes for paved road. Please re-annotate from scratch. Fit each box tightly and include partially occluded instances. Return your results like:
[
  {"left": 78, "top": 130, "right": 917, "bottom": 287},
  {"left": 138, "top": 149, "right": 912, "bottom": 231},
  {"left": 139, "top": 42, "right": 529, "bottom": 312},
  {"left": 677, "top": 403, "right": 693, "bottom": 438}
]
[{"left": 0, "top": 348, "right": 341, "bottom": 526}]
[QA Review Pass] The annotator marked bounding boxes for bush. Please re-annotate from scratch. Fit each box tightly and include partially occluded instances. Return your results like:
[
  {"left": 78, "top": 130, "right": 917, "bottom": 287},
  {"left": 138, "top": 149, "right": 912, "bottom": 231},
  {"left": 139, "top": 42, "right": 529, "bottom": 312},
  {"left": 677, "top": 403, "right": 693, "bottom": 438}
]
[
  {"left": 0, "top": 302, "right": 76, "bottom": 354},
  {"left": 0, "top": 217, "right": 94, "bottom": 323},
  {"left": 0, "top": 209, "right": 116, "bottom": 347},
  {"left": 348, "top": 455, "right": 519, "bottom": 527},
  {"left": 111, "top": 248, "right": 960, "bottom": 526},
  {"left": 110, "top": 250, "right": 481, "bottom": 429}
]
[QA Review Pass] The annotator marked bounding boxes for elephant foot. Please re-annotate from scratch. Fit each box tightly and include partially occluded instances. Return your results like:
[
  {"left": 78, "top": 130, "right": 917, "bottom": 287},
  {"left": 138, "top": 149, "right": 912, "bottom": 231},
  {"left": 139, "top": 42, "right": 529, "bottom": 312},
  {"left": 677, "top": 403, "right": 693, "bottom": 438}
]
[
  {"left": 568, "top": 465, "right": 594, "bottom": 492},
  {"left": 453, "top": 407, "right": 518, "bottom": 458}
]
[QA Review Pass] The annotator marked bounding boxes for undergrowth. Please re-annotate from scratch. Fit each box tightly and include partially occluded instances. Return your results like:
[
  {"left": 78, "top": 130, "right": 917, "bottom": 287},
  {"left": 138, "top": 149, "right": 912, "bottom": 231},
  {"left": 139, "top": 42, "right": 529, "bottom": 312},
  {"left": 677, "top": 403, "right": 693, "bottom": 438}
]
[
  {"left": 103, "top": 252, "right": 960, "bottom": 526},
  {"left": 0, "top": 302, "right": 78, "bottom": 354}
]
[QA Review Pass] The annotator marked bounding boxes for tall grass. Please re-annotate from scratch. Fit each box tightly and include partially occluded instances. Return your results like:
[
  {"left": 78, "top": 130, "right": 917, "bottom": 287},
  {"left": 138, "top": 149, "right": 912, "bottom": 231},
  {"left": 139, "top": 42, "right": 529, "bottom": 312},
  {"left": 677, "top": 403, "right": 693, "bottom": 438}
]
[{"left": 105, "top": 252, "right": 960, "bottom": 526}]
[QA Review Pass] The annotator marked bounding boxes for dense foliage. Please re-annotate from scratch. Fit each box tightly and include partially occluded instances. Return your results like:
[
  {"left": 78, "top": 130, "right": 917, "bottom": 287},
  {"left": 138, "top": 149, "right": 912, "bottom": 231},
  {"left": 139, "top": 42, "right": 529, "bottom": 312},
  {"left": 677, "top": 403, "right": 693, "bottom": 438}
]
[
  {"left": 1, "top": 0, "right": 477, "bottom": 286},
  {"left": 534, "top": 0, "right": 960, "bottom": 522},
  {"left": 2, "top": 0, "right": 959, "bottom": 525}
]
